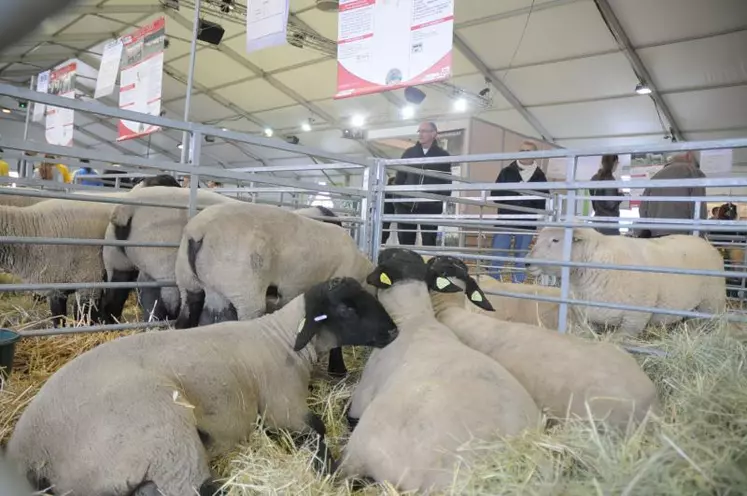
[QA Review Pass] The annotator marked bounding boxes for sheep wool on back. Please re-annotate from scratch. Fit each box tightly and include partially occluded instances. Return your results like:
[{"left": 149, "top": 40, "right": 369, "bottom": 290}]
[{"left": 340, "top": 248, "right": 540, "bottom": 493}]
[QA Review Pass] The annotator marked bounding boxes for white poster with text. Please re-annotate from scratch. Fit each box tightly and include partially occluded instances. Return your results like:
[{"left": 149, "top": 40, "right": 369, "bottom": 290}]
[
  {"left": 246, "top": 0, "right": 290, "bottom": 53},
  {"left": 44, "top": 62, "right": 76, "bottom": 147}
]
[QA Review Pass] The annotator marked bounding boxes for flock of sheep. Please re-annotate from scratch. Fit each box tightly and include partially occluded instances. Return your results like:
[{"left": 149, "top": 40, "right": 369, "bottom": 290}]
[{"left": 0, "top": 174, "right": 731, "bottom": 495}]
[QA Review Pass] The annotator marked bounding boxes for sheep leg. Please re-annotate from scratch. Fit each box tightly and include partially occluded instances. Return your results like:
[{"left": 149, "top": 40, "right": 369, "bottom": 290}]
[
  {"left": 174, "top": 290, "right": 205, "bottom": 329},
  {"left": 327, "top": 347, "right": 348, "bottom": 378},
  {"left": 288, "top": 412, "right": 335, "bottom": 475},
  {"left": 48, "top": 291, "right": 69, "bottom": 328},
  {"left": 100, "top": 269, "right": 138, "bottom": 324}
]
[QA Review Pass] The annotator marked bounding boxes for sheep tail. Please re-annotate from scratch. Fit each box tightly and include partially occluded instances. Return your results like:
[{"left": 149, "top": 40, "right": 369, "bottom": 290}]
[{"left": 187, "top": 237, "right": 204, "bottom": 281}]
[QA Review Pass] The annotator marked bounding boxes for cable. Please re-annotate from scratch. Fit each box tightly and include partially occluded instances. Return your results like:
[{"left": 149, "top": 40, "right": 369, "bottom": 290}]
[{"left": 498, "top": 0, "right": 536, "bottom": 81}]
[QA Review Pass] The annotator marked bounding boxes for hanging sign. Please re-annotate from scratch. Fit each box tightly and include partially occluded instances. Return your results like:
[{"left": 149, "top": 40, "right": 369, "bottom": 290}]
[
  {"left": 95, "top": 38, "right": 124, "bottom": 99},
  {"left": 45, "top": 62, "right": 77, "bottom": 147},
  {"left": 335, "top": 0, "right": 454, "bottom": 99},
  {"left": 117, "top": 16, "right": 166, "bottom": 142},
  {"left": 246, "top": 0, "right": 290, "bottom": 54},
  {"left": 33, "top": 69, "right": 50, "bottom": 123}
]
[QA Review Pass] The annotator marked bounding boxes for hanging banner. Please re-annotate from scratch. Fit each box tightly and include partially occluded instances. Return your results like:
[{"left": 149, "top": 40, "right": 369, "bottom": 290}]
[
  {"left": 335, "top": 0, "right": 454, "bottom": 99},
  {"left": 95, "top": 38, "right": 124, "bottom": 99},
  {"left": 33, "top": 69, "right": 50, "bottom": 123},
  {"left": 45, "top": 62, "right": 77, "bottom": 147},
  {"left": 117, "top": 16, "right": 166, "bottom": 142},
  {"left": 246, "top": 0, "right": 290, "bottom": 54}
]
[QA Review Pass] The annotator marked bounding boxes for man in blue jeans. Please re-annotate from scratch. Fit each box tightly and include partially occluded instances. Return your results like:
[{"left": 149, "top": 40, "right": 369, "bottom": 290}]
[{"left": 488, "top": 141, "right": 548, "bottom": 283}]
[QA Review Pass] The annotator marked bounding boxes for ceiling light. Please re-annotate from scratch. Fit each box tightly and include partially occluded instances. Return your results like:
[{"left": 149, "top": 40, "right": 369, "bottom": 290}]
[
  {"left": 177, "top": 143, "right": 183, "bottom": 149},
  {"left": 635, "top": 83, "right": 652, "bottom": 95},
  {"left": 1, "top": 108, "right": 10, "bottom": 114},
  {"left": 221, "top": 127, "right": 228, "bottom": 131},
  {"left": 453, "top": 98, "right": 467, "bottom": 112},
  {"left": 301, "top": 121, "right": 312, "bottom": 132},
  {"left": 318, "top": 181, "right": 327, "bottom": 185},
  {"left": 401, "top": 105, "right": 415, "bottom": 119},
  {"left": 263, "top": 128, "right": 273, "bottom": 137},
  {"left": 351, "top": 114, "right": 365, "bottom": 127}
]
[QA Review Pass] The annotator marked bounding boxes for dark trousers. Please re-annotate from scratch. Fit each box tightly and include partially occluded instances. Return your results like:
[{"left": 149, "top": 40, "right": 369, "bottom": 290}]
[{"left": 395, "top": 204, "right": 442, "bottom": 246}]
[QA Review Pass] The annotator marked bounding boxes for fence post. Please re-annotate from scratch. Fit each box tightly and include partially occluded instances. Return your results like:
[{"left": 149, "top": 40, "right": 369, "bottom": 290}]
[
  {"left": 369, "top": 159, "right": 387, "bottom": 263},
  {"left": 557, "top": 156, "right": 578, "bottom": 334},
  {"left": 187, "top": 130, "right": 202, "bottom": 218}
]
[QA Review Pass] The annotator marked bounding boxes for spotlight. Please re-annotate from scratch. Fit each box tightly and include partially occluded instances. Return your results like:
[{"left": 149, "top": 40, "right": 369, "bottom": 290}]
[
  {"left": 453, "top": 98, "right": 467, "bottom": 112},
  {"left": 177, "top": 143, "right": 183, "bottom": 149},
  {"left": 301, "top": 121, "right": 312, "bottom": 132},
  {"left": 264, "top": 128, "right": 273, "bottom": 137},
  {"left": 400, "top": 105, "right": 415, "bottom": 119},
  {"left": 1, "top": 109, "right": 10, "bottom": 114},
  {"left": 635, "top": 83, "right": 652, "bottom": 95},
  {"left": 351, "top": 114, "right": 365, "bottom": 127}
]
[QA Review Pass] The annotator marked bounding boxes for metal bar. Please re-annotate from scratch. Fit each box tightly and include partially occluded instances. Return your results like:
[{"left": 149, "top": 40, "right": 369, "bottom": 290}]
[
  {"left": 0, "top": 281, "right": 175, "bottom": 292},
  {"left": 0, "top": 236, "right": 179, "bottom": 248},
  {"left": 0, "top": 187, "right": 190, "bottom": 209},
  {"left": 180, "top": 0, "right": 202, "bottom": 165},
  {"left": 188, "top": 131, "right": 202, "bottom": 218},
  {"left": 557, "top": 157, "right": 577, "bottom": 333},
  {"left": 232, "top": 162, "right": 365, "bottom": 173},
  {"left": 370, "top": 159, "right": 387, "bottom": 263},
  {"left": 20, "top": 320, "right": 174, "bottom": 338}
]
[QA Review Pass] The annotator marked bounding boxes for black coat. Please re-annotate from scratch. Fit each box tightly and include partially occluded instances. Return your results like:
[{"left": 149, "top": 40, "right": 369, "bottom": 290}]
[
  {"left": 589, "top": 172, "right": 621, "bottom": 218},
  {"left": 394, "top": 142, "right": 452, "bottom": 214},
  {"left": 490, "top": 161, "right": 548, "bottom": 231}
]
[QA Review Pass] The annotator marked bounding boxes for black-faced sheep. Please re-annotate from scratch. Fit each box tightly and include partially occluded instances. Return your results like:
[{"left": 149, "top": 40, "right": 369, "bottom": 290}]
[
  {"left": 6, "top": 277, "right": 399, "bottom": 496},
  {"left": 339, "top": 248, "right": 540, "bottom": 493},
  {"left": 426, "top": 255, "right": 660, "bottom": 429},
  {"left": 525, "top": 227, "right": 727, "bottom": 335}
]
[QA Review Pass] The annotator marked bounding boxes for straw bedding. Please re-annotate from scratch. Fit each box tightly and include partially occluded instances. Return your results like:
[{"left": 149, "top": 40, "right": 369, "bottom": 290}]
[{"left": 0, "top": 288, "right": 746, "bottom": 496}]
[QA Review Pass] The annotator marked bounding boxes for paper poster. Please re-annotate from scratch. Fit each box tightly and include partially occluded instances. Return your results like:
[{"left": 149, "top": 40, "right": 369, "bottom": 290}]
[
  {"left": 33, "top": 70, "right": 50, "bottom": 123},
  {"left": 95, "top": 39, "right": 124, "bottom": 99},
  {"left": 699, "top": 149, "right": 733, "bottom": 175},
  {"left": 117, "top": 17, "right": 166, "bottom": 142},
  {"left": 335, "top": 0, "right": 454, "bottom": 99},
  {"left": 45, "top": 62, "right": 76, "bottom": 147},
  {"left": 628, "top": 165, "right": 663, "bottom": 208},
  {"left": 246, "top": 0, "right": 290, "bottom": 53}
]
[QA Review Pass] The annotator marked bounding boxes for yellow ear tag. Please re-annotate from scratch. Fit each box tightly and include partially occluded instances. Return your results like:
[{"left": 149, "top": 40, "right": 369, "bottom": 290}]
[
  {"left": 471, "top": 291, "right": 484, "bottom": 302},
  {"left": 379, "top": 273, "right": 392, "bottom": 286},
  {"left": 297, "top": 318, "right": 306, "bottom": 334},
  {"left": 436, "top": 277, "right": 451, "bottom": 290}
]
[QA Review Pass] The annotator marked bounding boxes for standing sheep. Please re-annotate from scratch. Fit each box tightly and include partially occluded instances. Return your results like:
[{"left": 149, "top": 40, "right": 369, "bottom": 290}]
[
  {"left": 339, "top": 248, "right": 540, "bottom": 493},
  {"left": 426, "top": 255, "right": 660, "bottom": 428},
  {"left": 6, "top": 277, "right": 399, "bottom": 496},
  {"left": 525, "top": 227, "right": 726, "bottom": 335}
]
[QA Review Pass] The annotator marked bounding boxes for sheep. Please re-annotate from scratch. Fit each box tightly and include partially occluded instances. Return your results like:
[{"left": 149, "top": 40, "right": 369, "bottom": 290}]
[
  {"left": 471, "top": 274, "right": 564, "bottom": 329},
  {"left": 172, "top": 201, "right": 373, "bottom": 377},
  {"left": 525, "top": 227, "right": 727, "bottom": 335},
  {"left": 425, "top": 255, "right": 660, "bottom": 429},
  {"left": 6, "top": 276, "right": 399, "bottom": 496},
  {"left": 0, "top": 453, "right": 34, "bottom": 495},
  {"left": 339, "top": 248, "right": 540, "bottom": 493}
]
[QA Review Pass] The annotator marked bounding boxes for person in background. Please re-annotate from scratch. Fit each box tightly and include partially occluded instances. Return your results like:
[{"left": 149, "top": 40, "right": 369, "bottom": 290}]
[
  {"left": 638, "top": 150, "right": 708, "bottom": 238},
  {"left": 181, "top": 175, "right": 191, "bottom": 188},
  {"left": 589, "top": 154, "right": 622, "bottom": 235},
  {"left": 207, "top": 180, "right": 222, "bottom": 189},
  {"left": 709, "top": 206, "right": 719, "bottom": 220},
  {"left": 488, "top": 140, "right": 548, "bottom": 283},
  {"left": 394, "top": 121, "right": 453, "bottom": 246},
  {"left": 72, "top": 159, "right": 102, "bottom": 186},
  {"left": 381, "top": 176, "right": 396, "bottom": 245},
  {"left": 0, "top": 148, "right": 9, "bottom": 177},
  {"left": 34, "top": 154, "right": 70, "bottom": 183}
]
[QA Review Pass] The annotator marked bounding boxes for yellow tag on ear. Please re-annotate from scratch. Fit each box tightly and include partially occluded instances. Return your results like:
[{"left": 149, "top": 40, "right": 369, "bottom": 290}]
[
  {"left": 436, "top": 277, "right": 450, "bottom": 289},
  {"left": 471, "top": 291, "right": 484, "bottom": 302},
  {"left": 379, "top": 273, "right": 392, "bottom": 286},
  {"left": 297, "top": 318, "right": 306, "bottom": 334}
]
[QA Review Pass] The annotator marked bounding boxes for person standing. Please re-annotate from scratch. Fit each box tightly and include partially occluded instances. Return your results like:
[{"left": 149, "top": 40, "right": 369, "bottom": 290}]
[
  {"left": 488, "top": 140, "right": 548, "bottom": 283},
  {"left": 393, "top": 121, "right": 453, "bottom": 246},
  {"left": 638, "top": 150, "right": 707, "bottom": 238},
  {"left": 589, "top": 154, "right": 622, "bottom": 235}
]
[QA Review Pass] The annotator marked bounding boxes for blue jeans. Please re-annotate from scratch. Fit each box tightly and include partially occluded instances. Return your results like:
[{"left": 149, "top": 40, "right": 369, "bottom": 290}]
[{"left": 489, "top": 232, "right": 533, "bottom": 283}]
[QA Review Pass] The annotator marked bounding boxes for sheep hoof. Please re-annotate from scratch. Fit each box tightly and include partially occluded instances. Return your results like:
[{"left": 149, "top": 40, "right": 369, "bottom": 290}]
[{"left": 199, "top": 478, "right": 226, "bottom": 496}]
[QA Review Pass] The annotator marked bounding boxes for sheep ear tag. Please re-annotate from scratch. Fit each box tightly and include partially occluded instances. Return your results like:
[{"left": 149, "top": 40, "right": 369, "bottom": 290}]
[
  {"left": 297, "top": 318, "right": 306, "bottom": 334},
  {"left": 433, "top": 276, "right": 462, "bottom": 293},
  {"left": 470, "top": 291, "right": 484, "bottom": 302},
  {"left": 465, "top": 276, "right": 495, "bottom": 312},
  {"left": 436, "top": 277, "right": 451, "bottom": 290},
  {"left": 379, "top": 273, "right": 392, "bottom": 286}
]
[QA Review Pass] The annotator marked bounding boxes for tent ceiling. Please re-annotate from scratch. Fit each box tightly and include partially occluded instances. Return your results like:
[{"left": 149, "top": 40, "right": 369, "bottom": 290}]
[{"left": 0, "top": 0, "right": 744, "bottom": 180}]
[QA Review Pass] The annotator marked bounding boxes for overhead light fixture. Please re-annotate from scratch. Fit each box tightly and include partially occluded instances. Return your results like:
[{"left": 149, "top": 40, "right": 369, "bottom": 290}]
[
  {"left": 635, "top": 83, "right": 652, "bottom": 95},
  {"left": 1, "top": 108, "right": 10, "bottom": 114},
  {"left": 401, "top": 105, "right": 415, "bottom": 119},
  {"left": 263, "top": 128, "right": 273, "bottom": 137},
  {"left": 350, "top": 114, "right": 365, "bottom": 127},
  {"left": 177, "top": 143, "right": 183, "bottom": 149},
  {"left": 453, "top": 98, "right": 467, "bottom": 112},
  {"left": 301, "top": 121, "right": 312, "bottom": 132},
  {"left": 221, "top": 127, "right": 228, "bottom": 131}
]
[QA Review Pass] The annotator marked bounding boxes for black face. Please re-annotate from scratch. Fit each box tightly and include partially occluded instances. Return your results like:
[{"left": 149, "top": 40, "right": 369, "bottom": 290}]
[
  {"left": 425, "top": 256, "right": 495, "bottom": 312},
  {"left": 366, "top": 248, "right": 428, "bottom": 289},
  {"left": 293, "top": 277, "right": 399, "bottom": 352},
  {"left": 138, "top": 174, "right": 182, "bottom": 188}
]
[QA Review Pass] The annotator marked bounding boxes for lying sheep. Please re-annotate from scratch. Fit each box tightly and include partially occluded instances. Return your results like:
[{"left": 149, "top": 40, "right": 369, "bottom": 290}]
[
  {"left": 471, "top": 274, "right": 564, "bottom": 329},
  {"left": 526, "top": 227, "right": 727, "bottom": 335},
  {"left": 7, "top": 277, "right": 399, "bottom": 496},
  {"left": 340, "top": 248, "right": 540, "bottom": 493},
  {"left": 173, "top": 202, "right": 371, "bottom": 376},
  {"left": 426, "top": 255, "right": 660, "bottom": 428},
  {"left": 0, "top": 453, "right": 34, "bottom": 495}
]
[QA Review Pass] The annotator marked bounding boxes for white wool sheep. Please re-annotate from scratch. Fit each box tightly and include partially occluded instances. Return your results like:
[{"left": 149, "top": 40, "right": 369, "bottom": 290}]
[
  {"left": 471, "top": 274, "right": 564, "bottom": 329},
  {"left": 6, "top": 277, "right": 399, "bottom": 496},
  {"left": 339, "top": 248, "right": 540, "bottom": 493},
  {"left": 526, "top": 227, "right": 726, "bottom": 335},
  {"left": 425, "top": 255, "right": 660, "bottom": 429},
  {"left": 0, "top": 454, "right": 34, "bottom": 495}
]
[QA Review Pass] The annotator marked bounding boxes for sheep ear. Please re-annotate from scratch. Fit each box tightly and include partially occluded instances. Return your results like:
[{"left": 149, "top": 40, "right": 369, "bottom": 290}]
[
  {"left": 571, "top": 227, "right": 586, "bottom": 243},
  {"left": 426, "top": 272, "right": 462, "bottom": 293},
  {"left": 465, "top": 277, "right": 495, "bottom": 311},
  {"left": 366, "top": 267, "right": 393, "bottom": 289},
  {"left": 293, "top": 314, "right": 327, "bottom": 351}
]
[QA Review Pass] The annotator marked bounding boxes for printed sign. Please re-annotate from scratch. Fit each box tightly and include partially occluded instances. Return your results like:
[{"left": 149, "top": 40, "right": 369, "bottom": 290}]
[{"left": 45, "top": 62, "right": 76, "bottom": 147}]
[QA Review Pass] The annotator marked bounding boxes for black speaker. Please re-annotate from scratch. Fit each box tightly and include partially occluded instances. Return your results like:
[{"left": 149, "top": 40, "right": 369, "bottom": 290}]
[{"left": 197, "top": 19, "right": 225, "bottom": 45}]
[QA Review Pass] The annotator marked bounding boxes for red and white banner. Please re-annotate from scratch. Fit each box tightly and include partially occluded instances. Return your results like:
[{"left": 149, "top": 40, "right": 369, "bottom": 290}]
[
  {"left": 45, "top": 62, "right": 77, "bottom": 147},
  {"left": 335, "top": 0, "right": 454, "bottom": 99},
  {"left": 629, "top": 165, "right": 663, "bottom": 208},
  {"left": 117, "top": 17, "right": 166, "bottom": 142}
]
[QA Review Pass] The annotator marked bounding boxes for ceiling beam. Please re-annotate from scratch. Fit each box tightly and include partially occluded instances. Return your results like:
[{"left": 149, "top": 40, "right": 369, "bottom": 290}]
[
  {"left": 67, "top": 4, "right": 165, "bottom": 16},
  {"left": 592, "top": 0, "right": 684, "bottom": 142},
  {"left": 452, "top": 34, "right": 554, "bottom": 143},
  {"left": 11, "top": 31, "right": 120, "bottom": 46}
]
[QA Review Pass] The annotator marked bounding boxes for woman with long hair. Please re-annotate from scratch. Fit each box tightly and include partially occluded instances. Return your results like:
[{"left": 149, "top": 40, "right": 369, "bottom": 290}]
[{"left": 589, "top": 154, "right": 622, "bottom": 235}]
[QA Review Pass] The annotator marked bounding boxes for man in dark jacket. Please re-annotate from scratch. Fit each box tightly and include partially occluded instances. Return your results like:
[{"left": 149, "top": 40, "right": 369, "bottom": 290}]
[
  {"left": 393, "top": 121, "right": 453, "bottom": 246},
  {"left": 638, "top": 151, "right": 708, "bottom": 238},
  {"left": 488, "top": 140, "right": 548, "bottom": 283}
]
